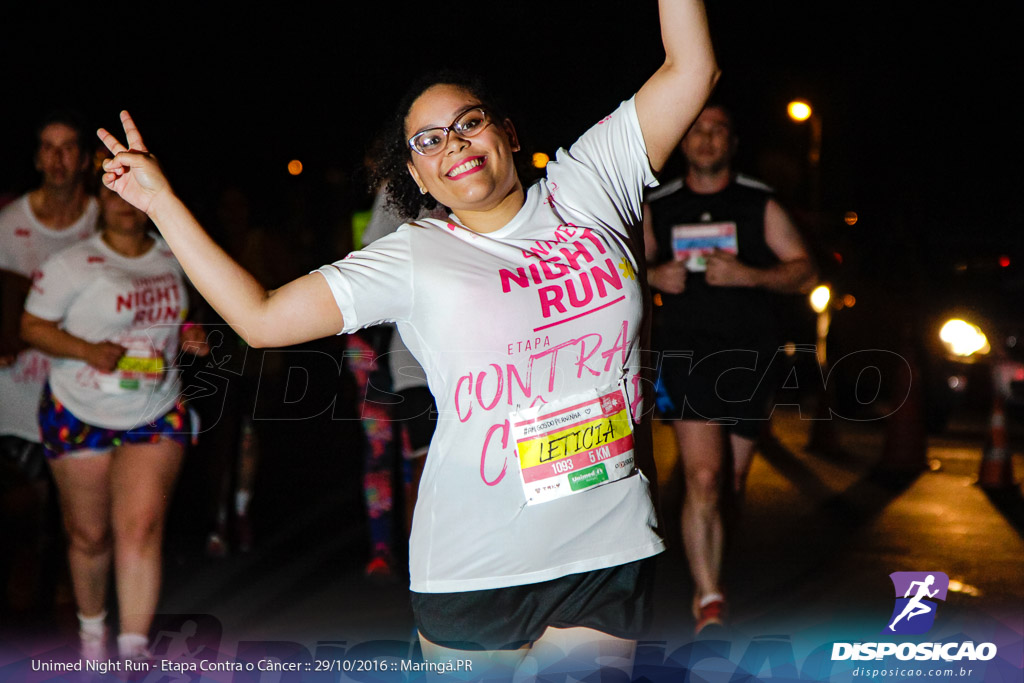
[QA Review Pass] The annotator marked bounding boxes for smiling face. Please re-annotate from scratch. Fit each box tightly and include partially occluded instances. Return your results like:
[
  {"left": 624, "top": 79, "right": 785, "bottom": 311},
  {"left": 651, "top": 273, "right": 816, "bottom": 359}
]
[{"left": 404, "top": 83, "right": 522, "bottom": 226}]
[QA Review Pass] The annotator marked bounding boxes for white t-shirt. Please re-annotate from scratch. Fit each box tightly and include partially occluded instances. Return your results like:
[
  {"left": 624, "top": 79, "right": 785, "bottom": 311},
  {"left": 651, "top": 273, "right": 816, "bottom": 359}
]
[
  {"left": 24, "top": 233, "right": 187, "bottom": 430},
  {"left": 0, "top": 194, "right": 98, "bottom": 441},
  {"left": 317, "top": 97, "right": 665, "bottom": 593}
]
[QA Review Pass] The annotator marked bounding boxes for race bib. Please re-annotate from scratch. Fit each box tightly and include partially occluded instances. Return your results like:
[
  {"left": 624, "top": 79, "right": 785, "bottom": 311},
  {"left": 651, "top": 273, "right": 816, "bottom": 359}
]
[
  {"left": 670, "top": 222, "right": 738, "bottom": 272},
  {"left": 97, "top": 346, "right": 166, "bottom": 393},
  {"left": 511, "top": 382, "right": 635, "bottom": 505}
]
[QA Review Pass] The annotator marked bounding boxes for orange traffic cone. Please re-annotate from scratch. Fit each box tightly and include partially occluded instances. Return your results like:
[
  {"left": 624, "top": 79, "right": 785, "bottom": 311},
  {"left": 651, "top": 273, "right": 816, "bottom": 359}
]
[{"left": 977, "top": 390, "right": 1014, "bottom": 489}]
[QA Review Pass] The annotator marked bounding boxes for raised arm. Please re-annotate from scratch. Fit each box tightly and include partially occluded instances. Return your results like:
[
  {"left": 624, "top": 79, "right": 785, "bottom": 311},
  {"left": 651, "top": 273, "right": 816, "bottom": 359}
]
[
  {"left": 635, "top": 0, "right": 720, "bottom": 172},
  {"left": 98, "top": 112, "right": 342, "bottom": 348}
]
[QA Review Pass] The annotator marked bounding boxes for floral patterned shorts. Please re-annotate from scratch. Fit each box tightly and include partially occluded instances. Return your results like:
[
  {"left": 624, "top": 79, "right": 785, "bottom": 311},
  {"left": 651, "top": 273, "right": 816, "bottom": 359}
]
[{"left": 39, "top": 383, "right": 191, "bottom": 460}]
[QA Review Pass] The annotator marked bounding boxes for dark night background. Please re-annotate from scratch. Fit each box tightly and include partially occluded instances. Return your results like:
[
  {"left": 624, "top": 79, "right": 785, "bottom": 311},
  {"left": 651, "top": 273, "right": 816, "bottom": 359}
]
[
  {"left": 2, "top": 1, "right": 1023, "bottom": 415},
  {"left": 2, "top": 3, "right": 1020, "bottom": 256}
]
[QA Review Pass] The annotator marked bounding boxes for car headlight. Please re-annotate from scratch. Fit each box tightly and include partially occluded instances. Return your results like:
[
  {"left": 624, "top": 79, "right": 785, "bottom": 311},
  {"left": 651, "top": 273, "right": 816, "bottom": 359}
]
[{"left": 939, "top": 319, "right": 991, "bottom": 357}]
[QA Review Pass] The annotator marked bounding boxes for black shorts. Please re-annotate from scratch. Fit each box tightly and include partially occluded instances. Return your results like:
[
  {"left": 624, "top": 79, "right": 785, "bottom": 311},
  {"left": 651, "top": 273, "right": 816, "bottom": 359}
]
[
  {"left": 654, "top": 330, "right": 785, "bottom": 440},
  {"left": 0, "top": 435, "right": 46, "bottom": 481},
  {"left": 410, "top": 558, "right": 654, "bottom": 651}
]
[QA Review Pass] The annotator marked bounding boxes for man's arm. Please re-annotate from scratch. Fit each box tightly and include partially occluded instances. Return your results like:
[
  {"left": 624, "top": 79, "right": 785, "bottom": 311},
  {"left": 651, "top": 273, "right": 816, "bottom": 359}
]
[
  {"left": 705, "top": 198, "right": 818, "bottom": 293},
  {"left": 0, "top": 268, "right": 32, "bottom": 364},
  {"left": 643, "top": 203, "right": 688, "bottom": 294}
]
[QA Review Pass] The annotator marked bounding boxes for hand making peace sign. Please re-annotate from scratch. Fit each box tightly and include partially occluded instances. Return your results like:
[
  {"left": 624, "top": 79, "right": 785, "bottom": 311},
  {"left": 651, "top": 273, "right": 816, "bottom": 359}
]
[{"left": 97, "top": 111, "right": 171, "bottom": 215}]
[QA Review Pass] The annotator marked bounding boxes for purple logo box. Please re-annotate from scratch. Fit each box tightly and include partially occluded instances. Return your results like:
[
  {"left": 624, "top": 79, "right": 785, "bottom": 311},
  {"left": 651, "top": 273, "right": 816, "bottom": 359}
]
[{"left": 883, "top": 571, "right": 950, "bottom": 635}]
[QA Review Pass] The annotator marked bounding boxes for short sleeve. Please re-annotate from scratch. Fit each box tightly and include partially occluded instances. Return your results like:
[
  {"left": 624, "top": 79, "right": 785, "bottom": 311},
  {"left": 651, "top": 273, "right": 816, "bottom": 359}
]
[
  {"left": 0, "top": 238, "right": 12, "bottom": 272},
  {"left": 0, "top": 205, "right": 20, "bottom": 272},
  {"left": 558, "top": 97, "right": 658, "bottom": 229},
  {"left": 23, "top": 252, "right": 79, "bottom": 322},
  {"left": 313, "top": 228, "right": 415, "bottom": 333}
]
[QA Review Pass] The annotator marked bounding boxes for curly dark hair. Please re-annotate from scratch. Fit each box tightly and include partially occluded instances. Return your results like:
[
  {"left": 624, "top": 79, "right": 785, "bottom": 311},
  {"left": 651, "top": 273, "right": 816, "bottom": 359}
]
[{"left": 370, "top": 69, "right": 514, "bottom": 221}]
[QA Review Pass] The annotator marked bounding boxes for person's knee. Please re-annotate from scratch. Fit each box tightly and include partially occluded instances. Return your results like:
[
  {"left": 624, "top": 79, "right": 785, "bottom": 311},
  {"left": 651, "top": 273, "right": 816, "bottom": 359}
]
[
  {"left": 684, "top": 466, "right": 721, "bottom": 503},
  {"left": 113, "top": 510, "right": 164, "bottom": 549},
  {"left": 66, "top": 520, "right": 111, "bottom": 557}
]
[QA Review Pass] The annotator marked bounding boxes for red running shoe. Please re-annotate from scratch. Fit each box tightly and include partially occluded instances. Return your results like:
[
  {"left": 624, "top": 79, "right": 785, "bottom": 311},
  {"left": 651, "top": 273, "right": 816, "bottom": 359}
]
[
  {"left": 694, "top": 598, "right": 727, "bottom": 634},
  {"left": 365, "top": 556, "right": 395, "bottom": 582}
]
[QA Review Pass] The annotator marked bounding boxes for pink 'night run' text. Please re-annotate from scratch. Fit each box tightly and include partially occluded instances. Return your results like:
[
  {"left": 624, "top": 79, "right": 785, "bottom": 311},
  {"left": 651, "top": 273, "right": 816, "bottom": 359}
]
[
  {"left": 116, "top": 274, "right": 182, "bottom": 325},
  {"left": 499, "top": 225, "right": 625, "bottom": 320}
]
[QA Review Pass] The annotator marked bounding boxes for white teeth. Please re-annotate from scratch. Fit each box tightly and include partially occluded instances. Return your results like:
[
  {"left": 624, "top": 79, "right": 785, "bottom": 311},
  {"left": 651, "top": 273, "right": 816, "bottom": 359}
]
[{"left": 448, "top": 158, "right": 483, "bottom": 177}]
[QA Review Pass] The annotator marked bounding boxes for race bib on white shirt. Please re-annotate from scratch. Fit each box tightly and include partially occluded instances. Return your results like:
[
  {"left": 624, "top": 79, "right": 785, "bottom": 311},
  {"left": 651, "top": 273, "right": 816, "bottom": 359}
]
[
  {"left": 511, "top": 381, "right": 635, "bottom": 505},
  {"left": 96, "top": 342, "right": 166, "bottom": 394}
]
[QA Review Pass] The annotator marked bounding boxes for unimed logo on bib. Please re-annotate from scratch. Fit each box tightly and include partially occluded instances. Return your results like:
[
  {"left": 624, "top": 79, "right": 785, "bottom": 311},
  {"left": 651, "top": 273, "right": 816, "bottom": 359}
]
[{"left": 883, "top": 571, "right": 949, "bottom": 635}]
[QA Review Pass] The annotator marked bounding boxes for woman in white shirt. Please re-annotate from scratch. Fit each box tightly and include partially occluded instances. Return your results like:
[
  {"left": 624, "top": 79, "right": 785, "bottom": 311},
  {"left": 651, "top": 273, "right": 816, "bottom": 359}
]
[
  {"left": 96, "top": 1, "right": 718, "bottom": 676},
  {"left": 21, "top": 189, "right": 207, "bottom": 661}
]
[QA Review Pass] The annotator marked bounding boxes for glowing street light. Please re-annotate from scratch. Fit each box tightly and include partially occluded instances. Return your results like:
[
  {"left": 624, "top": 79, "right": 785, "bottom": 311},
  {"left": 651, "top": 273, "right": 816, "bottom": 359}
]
[
  {"left": 810, "top": 284, "right": 832, "bottom": 366},
  {"left": 787, "top": 100, "right": 813, "bottom": 122},
  {"left": 786, "top": 98, "right": 823, "bottom": 210},
  {"left": 809, "top": 285, "right": 831, "bottom": 313},
  {"left": 807, "top": 282, "right": 836, "bottom": 452}
]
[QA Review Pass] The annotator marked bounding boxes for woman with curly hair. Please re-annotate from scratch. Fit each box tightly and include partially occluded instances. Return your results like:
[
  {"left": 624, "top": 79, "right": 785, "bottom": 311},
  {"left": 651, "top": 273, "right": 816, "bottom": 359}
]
[{"left": 98, "top": 1, "right": 718, "bottom": 675}]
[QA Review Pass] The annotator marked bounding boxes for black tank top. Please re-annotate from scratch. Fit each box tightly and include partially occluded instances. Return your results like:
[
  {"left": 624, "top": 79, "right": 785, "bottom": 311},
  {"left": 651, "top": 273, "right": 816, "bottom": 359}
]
[{"left": 648, "top": 176, "right": 781, "bottom": 340}]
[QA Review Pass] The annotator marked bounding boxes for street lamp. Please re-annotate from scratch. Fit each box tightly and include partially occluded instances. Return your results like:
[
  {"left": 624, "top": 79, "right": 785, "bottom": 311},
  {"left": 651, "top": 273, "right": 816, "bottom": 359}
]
[
  {"left": 787, "top": 99, "right": 822, "bottom": 211},
  {"left": 787, "top": 100, "right": 812, "bottom": 122},
  {"left": 806, "top": 282, "right": 837, "bottom": 453},
  {"left": 790, "top": 101, "right": 833, "bottom": 452},
  {"left": 809, "top": 285, "right": 831, "bottom": 365}
]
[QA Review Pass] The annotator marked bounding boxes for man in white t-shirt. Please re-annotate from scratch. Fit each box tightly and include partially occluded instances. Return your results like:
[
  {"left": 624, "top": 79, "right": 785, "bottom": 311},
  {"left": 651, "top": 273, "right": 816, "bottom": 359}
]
[
  {"left": 0, "top": 110, "right": 97, "bottom": 621},
  {"left": 0, "top": 111, "right": 99, "bottom": 446}
]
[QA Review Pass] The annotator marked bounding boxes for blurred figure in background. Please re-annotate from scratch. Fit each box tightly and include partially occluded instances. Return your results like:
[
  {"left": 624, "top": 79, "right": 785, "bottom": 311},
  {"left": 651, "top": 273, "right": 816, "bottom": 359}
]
[
  {"left": 346, "top": 326, "right": 400, "bottom": 578},
  {"left": 644, "top": 103, "right": 817, "bottom": 632},
  {"left": 0, "top": 110, "right": 98, "bottom": 626},
  {"left": 20, "top": 188, "right": 208, "bottom": 660},
  {"left": 360, "top": 175, "right": 446, "bottom": 570},
  {"left": 194, "top": 185, "right": 297, "bottom": 558}
]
